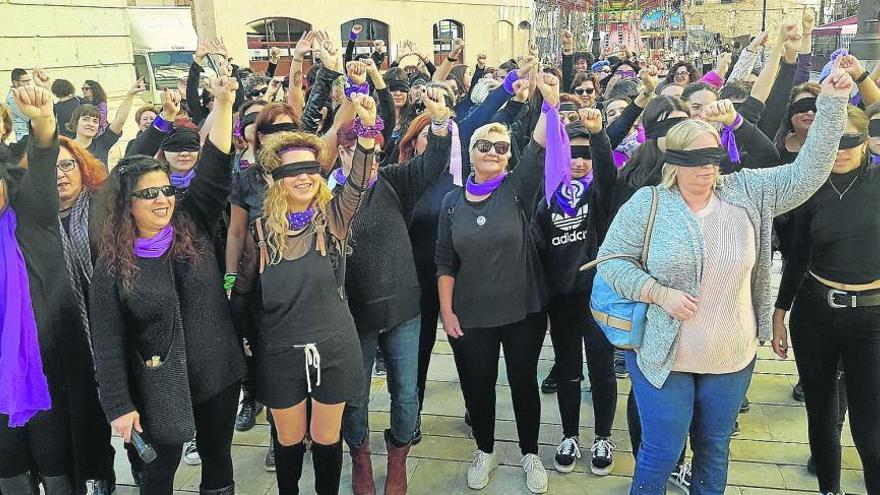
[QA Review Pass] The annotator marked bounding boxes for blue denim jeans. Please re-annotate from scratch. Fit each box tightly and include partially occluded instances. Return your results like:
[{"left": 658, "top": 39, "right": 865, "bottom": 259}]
[
  {"left": 627, "top": 351, "right": 754, "bottom": 495},
  {"left": 342, "top": 316, "right": 421, "bottom": 448}
]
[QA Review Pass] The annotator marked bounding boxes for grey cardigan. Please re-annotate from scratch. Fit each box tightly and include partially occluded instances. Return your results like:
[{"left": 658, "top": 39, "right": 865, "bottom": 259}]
[{"left": 597, "top": 95, "right": 848, "bottom": 387}]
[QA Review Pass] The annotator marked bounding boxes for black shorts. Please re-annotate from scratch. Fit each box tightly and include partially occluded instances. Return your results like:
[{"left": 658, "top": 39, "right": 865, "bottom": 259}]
[{"left": 255, "top": 330, "right": 364, "bottom": 409}]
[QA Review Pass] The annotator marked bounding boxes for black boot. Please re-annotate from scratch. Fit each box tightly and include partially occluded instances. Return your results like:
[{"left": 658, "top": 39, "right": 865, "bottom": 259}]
[
  {"left": 312, "top": 441, "right": 343, "bottom": 495},
  {"left": 274, "top": 439, "right": 306, "bottom": 495},
  {"left": 200, "top": 483, "right": 235, "bottom": 495},
  {"left": 0, "top": 472, "right": 38, "bottom": 495},
  {"left": 235, "top": 391, "right": 262, "bottom": 432},
  {"left": 41, "top": 475, "right": 74, "bottom": 495}
]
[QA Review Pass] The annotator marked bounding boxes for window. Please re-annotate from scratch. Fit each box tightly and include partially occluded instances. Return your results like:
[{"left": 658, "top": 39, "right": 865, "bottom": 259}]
[
  {"left": 340, "top": 18, "right": 390, "bottom": 62},
  {"left": 247, "top": 17, "right": 311, "bottom": 62},
  {"left": 433, "top": 19, "right": 464, "bottom": 65}
]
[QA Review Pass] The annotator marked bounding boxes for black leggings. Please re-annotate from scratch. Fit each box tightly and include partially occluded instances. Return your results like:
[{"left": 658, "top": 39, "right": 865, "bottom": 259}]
[
  {"left": 449, "top": 312, "right": 545, "bottom": 455},
  {"left": 416, "top": 273, "right": 441, "bottom": 410},
  {"left": 139, "top": 381, "right": 240, "bottom": 494},
  {"left": 229, "top": 289, "right": 259, "bottom": 394},
  {"left": 790, "top": 277, "right": 880, "bottom": 494},
  {"left": 546, "top": 293, "right": 617, "bottom": 439},
  {"left": 0, "top": 390, "right": 72, "bottom": 478}
]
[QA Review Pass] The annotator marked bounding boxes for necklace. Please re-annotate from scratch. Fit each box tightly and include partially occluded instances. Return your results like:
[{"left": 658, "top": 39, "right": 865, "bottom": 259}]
[{"left": 828, "top": 172, "right": 860, "bottom": 200}]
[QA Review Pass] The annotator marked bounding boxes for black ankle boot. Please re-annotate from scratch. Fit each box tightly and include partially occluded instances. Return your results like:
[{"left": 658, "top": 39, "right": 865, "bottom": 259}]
[
  {"left": 40, "top": 475, "right": 74, "bottom": 495},
  {"left": 274, "top": 440, "right": 306, "bottom": 495},
  {"left": 0, "top": 472, "right": 38, "bottom": 495},
  {"left": 199, "top": 483, "right": 234, "bottom": 495},
  {"left": 311, "top": 441, "right": 343, "bottom": 495}
]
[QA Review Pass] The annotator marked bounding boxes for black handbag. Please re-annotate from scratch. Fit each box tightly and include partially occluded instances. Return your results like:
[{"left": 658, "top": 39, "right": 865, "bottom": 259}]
[{"left": 128, "top": 265, "right": 196, "bottom": 445}]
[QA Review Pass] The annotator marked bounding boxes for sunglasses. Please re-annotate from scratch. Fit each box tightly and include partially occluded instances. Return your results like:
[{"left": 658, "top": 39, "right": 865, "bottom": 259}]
[
  {"left": 57, "top": 159, "right": 77, "bottom": 173},
  {"left": 132, "top": 185, "right": 177, "bottom": 200},
  {"left": 473, "top": 139, "right": 510, "bottom": 154},
  {"left": 601, "top": 68, "right": 612, "bottom": 73},
  {"left": 249, "top": 87, "right": 268, "bottom": 97},
  {"left": 574, "top": 87, "right": 595, "bottom": 95}
]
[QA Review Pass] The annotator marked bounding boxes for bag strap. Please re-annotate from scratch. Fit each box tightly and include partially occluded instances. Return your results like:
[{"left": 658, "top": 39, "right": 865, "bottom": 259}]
[
  {"left": 255, "top": 219, "right": 268, "bottom": 274},
  {"left": 639, "top": 186, "right": 660, "bottom": 266}
]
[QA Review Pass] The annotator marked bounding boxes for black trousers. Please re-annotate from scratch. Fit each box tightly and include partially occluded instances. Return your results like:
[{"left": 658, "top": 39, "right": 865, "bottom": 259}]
[
  {"left": 546, "top": 292, "right": 617, "bottom": 439},
  {"left": 139, "top": 381, "right": 240, "bottom": 494},
  {"left": 0, "top": 392, "right": 72, "bottom": 478},
  {"left": 449, "top": 312, "right": 545, "bottom": 455},
  {"left": 229, "top": 289, "right": 259, "bottom": 394},
  {"left": 790, "top": 277, "right": 880, "bottom": 494},
  {"left": 416, "top": 273, "right": 441, "bottom": 410}
]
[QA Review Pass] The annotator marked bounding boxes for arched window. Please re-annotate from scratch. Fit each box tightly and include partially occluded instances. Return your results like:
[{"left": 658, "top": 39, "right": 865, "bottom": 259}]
[
  {"left": 246, "top": 17, "right": 311, "bottom": 72},
  {"left": 340, "top": 18, "right": 390, "bottom": 67},
  {"left": 433, "top": 19, "right": 464, "bottom": 65}
]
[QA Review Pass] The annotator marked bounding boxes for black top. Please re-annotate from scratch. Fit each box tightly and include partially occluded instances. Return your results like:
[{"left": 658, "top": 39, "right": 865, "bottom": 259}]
[
  {"left": 89, "top": 139, "right": 246, "bottom": 421},
  {"left": 88, "top": 129, "right": 121, "bottom": 166},
  {"left": 54, "top": 97, "right": 82, "bottom": 139},
  {"left": 776, "top": 163, "right": 880, "bottom": 310},
  {"left": 719, "top": 118, "right": 781, "bottom": 175},
  {"left": 409, "top": 173, "right": 455, "bottom": 289},
  {"left": 335, "top": 132, "right": 452, "bottom": 333},
  {"left": 532, "top": 129, "right": 615, "bottom": 297},
  {"left": 229, "top": 164, "right": 269, "bottom": 226},
  {"left": 435, "top": 141, "right": 549, "bottom": 328}
]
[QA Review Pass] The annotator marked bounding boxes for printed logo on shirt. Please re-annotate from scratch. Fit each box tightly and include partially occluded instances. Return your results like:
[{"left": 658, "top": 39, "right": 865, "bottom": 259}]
[{"left": 550, "top": 204, "right": 589, "bottom": 246}]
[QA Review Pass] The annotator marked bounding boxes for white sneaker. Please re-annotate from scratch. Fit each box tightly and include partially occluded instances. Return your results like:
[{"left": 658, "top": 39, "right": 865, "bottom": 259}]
[
  {"left": 467, "top": 449, "right": 497, "bottom": 490},
  {"left": 183, "top": 437, "right": 201, "bottom": 466},
  {"left": 521, "top": 453, "right": 548, "bottom": 494}
]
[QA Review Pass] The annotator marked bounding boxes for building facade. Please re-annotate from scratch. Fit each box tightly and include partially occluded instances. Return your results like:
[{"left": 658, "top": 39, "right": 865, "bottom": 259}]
[{"left": 683, "top": 0, "right": 821, "bottom": 42}]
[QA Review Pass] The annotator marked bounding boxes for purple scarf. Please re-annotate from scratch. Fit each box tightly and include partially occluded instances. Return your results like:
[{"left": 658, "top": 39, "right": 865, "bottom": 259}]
[
  {"left": 288, "top": 209, "right": 315, "bottom": 230},
  {"left": 720, "top": 114, "right": 743, "bottom": 164},
  {"left": 872, "top": 153, "right": 880, "bottom": 166},
  {"left": 554, "top": 175, "right": 593, "bottom": 217},
  {"left": 333, "top": 167, "right": 376, "bottom": 188},
  {"left": 133, "top": 224, "right": 174, "bottom": 258},
  {"left": 542, "top": 101, "right": 572, "bottom": 206},
  {"left": 170, "top": 168, "right": 195, "bottom": 189},
  {"left": 0, "top": 208, "right": 51, "bottom": 426},
  {"left": 466, "top": 172, "right": 507, "bottom": 196}
]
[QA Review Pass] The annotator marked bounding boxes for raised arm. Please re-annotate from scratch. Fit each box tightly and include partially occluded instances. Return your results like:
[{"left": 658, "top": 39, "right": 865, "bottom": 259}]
[
  {"left": 757, "top": 57, "right": 798, "bottom": 139},
  {"left": 580, "top": 108, "right": 616, "bottom": 189},
  {"left": 841, "top": 55, "right": 880, "bottom": 107},
  {"left": 288, "top": 31, "right": 314, "bottom": 117},
  {"left": 433, "top": 38, "right": 464, "bottom": 83},
  {"left": 108, "top": 78, "right": 146, "bottom": 136},
  {"left": 727, "top": 33, "right": 766, "bottom": 83},
  {"left": 187, "top": 39, "right": 212, "bottom": 123},
  {"left": 751, "top": 25, "right": 795, "bottom": 104},
  {"left": 561, "top": 29, "right": 575, "bottom": 90},
  {"left": 302, "top": 31, "right": 341, "bottom": 134},
  {"left": 11, "top": 86, "right": 59, "bottom": 227},
  {"left": 125, "top": 89, "right": 179, "bottom": 158}
]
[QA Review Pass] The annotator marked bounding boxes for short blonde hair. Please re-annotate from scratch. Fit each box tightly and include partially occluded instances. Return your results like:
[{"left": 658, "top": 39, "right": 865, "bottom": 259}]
[
  {"left": 661, "top": 119, "right": 721, "bottom": 189},
  {"left": 469, "top": 122, "right": 511, "bottom": 164}
]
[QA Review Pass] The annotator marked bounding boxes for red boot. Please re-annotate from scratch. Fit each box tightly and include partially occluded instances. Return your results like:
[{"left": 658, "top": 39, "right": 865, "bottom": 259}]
[
  {"left": 350, "top": 437, "right": 376, "bottom": 495},
  {"left": 384, "top": 429, "right": 412, "bottom": 495}
]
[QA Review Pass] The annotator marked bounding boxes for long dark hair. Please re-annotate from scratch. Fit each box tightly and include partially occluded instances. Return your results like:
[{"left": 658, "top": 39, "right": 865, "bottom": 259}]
[
  {"left": 97, "top": 155, "right": 202, "bottom": 292},
  {"left": 664, "top": 62, "right": 701, "bottom": 86},
  {"left": 620, "top": 96, "right": 689, "bottom": 188},
  {"left": 774, "top": 82, "right": 821, "bottom": 149},
  {"left": 83, "top": 80, "right": 107, "bottom": 104}
]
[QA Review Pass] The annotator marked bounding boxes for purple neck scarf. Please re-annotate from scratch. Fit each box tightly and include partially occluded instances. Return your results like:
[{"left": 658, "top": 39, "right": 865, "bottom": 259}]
[
  {"left": 871, "top": 153, "right": 880, "bottom": 166},
  {"left": 333, "top": 167, "right": 376, "bottom": 189},
  {"left": 288, "top": 209, "right": 315, "bottom": 230},
  {"left": 133, "top": 224, "right": 174, "bottom": 258},
  {"left": 542, "top": 101, "right": 572, "bottom": 206},
  {"left": 555, "top": 175, "right": 593, "bottom": 217},
  {"left": 0, "top": 208, "right": 51, "bottom": 427},
  {"left": 720, "top": 114, "right": 743, "bottom": 164},
  {"left": 170, "top": 168, "right": 196, "bottom": 189},
  {"left": 466, "top": 172, "right": 507, "bottom": 196}
]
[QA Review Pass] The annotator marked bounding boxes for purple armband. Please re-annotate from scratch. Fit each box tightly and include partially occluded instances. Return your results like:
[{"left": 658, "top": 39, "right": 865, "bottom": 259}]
[
  {"left": 344, "top": 77, "right": 370, "bottom": 100},
  {"left": 152, "top": 114, "right": 173, "bottom": 133},
  {"left": 353, "top": 115, "right": 385, "bottom": 138},
  {"left": 503, "top": 70, "right": 521, "bottom": 95}
]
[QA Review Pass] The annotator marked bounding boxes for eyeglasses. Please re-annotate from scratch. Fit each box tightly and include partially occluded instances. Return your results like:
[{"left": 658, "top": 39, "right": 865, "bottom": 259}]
[
  {"left": 17, "top": 78, "right": 32, "bottom": 85},
  {"left": 57, "top": 159, "right": 77, "bottom": 172},
  {"left": 601, "top": 68, "right": 612, "bottom": 73},
  {"left": 574, "top": 87, "right": 595, "bottom": 95},
  {"left": 674, "top": 70, "right": 689, "bottom": 77},
  {"left": 132, "top": 185, "right": 177, "bottom": 200},
  {"left": 472, "top": 139, "right": 510, "bottom": 154}
]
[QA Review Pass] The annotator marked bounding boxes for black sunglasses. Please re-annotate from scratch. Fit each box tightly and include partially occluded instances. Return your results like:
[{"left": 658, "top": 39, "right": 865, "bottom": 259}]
[
  {"left": 132, "top": 185, "right": 177, "bottom": 200},
  {"left": 574, "top": 87, "right": 595, "bottom": 95},
  {"left": 473, "top": 139, "right": 511, "bottom": 154},
  {"left": 57, "top": 159, "right": 77, "bottom": 172},
  {"left": 249, "top": 87, "right": 269, "bottom": 97}
]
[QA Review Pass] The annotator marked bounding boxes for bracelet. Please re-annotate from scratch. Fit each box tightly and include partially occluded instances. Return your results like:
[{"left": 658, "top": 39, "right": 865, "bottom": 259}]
[
  {"left": 856, "top": 70, "right": 870, "bottom": 84},
  {"left": 447, "top": 55, "right": 458, "bottom": 62},
  {"left": 152, "top": 113, "right": 173, "bottom": 133},
  {"left": 353, "top": 115, "right": 385, "bottom": 138},
  {"left": 430, "top": 118, "right": 448, "bottom": 133}
]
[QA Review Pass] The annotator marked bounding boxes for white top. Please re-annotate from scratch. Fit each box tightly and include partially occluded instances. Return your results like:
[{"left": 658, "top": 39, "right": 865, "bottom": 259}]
[{"left": 672, "top": 194, "right": 759, "bottom": 374}]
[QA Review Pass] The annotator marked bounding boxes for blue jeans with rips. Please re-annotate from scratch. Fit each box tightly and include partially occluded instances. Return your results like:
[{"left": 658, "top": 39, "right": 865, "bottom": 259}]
[
  {"left": 343, "top": 316, "right": 421, "bottom": 448},
  {"left": 627, "top": 351, "right": 755, "bottom": 495}
]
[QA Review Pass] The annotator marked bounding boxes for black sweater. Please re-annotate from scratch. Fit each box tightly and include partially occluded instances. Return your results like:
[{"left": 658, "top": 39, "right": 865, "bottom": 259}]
[
  {"left": 776, "top": 163, "right": 880, "bottom": 310},
  {"left": 89, "top": 140, "right": 246, "bottom": 422},
  {"left": 336, "top": 131, "right": 452, "bottom": 334},
  {"left": 532, "top": 128, "right": 616, "bottom": 297}
]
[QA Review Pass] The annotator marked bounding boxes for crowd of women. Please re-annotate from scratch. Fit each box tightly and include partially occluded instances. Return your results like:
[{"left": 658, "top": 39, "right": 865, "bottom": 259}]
[{"left": 0, "top": 10, "right": 878, "bottom": 495}]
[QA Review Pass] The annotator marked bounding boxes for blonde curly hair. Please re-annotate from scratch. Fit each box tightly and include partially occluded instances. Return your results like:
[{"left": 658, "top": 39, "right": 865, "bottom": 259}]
[{"left": 259, "top": 131, "right": 332, "bottom": 264}]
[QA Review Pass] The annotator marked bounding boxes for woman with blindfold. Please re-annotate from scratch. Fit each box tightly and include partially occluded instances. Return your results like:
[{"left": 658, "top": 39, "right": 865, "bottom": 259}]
[
  {"left": 773, "top": 106, "right": 880, "bottom": 495},
  {"left": 252, "top": 94, "right": 377, "bottom": 495},
  {"left": 88, "top": 76, "right": 244, "bottom": 495},
  {"left": 435, "top": 73, "right": 563, "bottom": 495},
  {"left": 867, "top": 102, "right": 880, "bottom": 162},
  {"left": 531, "top": 109, "right": 619, "bottom": 476},
  {"left": 597, "top": 67, "right": 852, "bottom": 495}
]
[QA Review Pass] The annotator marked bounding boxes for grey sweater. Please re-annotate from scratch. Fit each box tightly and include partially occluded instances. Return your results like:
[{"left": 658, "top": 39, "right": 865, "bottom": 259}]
[{"left": 597, "top": 95, "right": 848, "bottom": 388}]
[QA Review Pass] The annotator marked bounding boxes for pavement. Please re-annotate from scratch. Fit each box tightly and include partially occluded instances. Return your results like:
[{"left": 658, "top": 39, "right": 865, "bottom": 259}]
[{"left": 105, "top": 260, "right": 867, "bottom": 495}]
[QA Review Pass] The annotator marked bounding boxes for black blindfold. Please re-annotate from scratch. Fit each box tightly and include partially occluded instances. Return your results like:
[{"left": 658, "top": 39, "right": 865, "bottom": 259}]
[
  {"left": 665, "top": 147, "right": 727, "bottom": 167},
  {"left": 240, "top": 112, "right": 258, "bottom": 131},
  {"left": 869, "top": 119, "right": 880, "bottom": 138},
  {"left": 788, "top": 97, "right": 817, "bottom": 119},
  {"left": 571, "top": 145, "right": 592, "bottom": 160},
  {"left": 160, "top": 128, "right": 201, "bottom": 152},
  {"left": 644, "top": 117, "right": 688, "bottom": 140},
  {"left": 259, "top": 122, "right": 300, "bottom": 135},
  {"left": 271, "top": 161, "right": 322, "bottom": 180},
  {"left": 839, "top": 133, "right": 867, "bottom": 150},
  {"left": 388, "top": 81, "right": 410, "bottom": 93}
]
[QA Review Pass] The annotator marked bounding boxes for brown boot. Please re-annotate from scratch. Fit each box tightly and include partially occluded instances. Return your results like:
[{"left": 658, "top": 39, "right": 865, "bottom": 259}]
[
  {"left": 384, "top": 429, "right": 412, "bottom": 495},
  {"left": 349, "top": 437, "right": 376, "bottom": 495}
]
